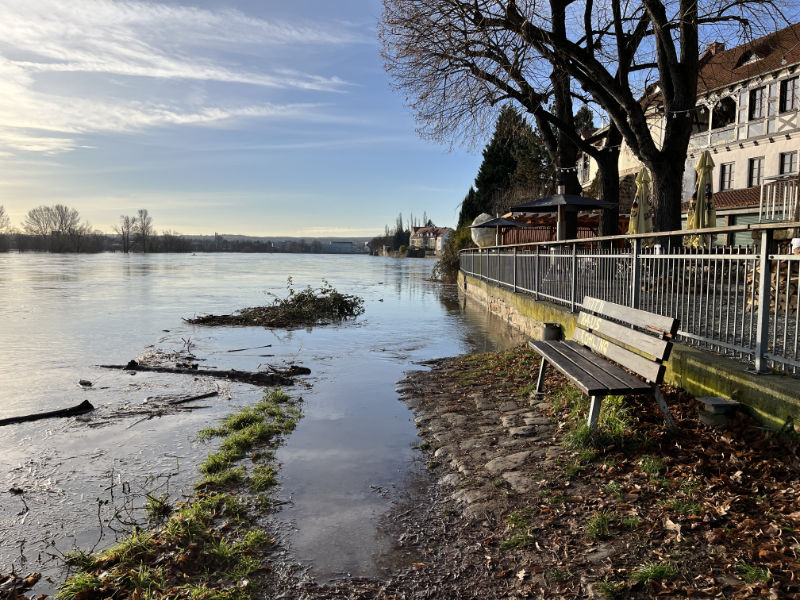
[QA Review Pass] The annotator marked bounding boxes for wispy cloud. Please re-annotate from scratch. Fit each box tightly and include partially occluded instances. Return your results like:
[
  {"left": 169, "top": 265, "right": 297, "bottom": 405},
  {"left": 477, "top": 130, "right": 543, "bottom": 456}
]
[{"left": 0, "top": 0, "right": 365, "bottom": 155}]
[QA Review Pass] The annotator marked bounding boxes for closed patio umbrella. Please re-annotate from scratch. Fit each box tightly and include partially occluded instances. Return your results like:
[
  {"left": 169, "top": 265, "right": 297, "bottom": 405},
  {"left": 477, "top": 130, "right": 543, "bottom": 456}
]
[
  {"left": 628, "top": 168, "right": 654, "bottom": 244},
  {"left": 686, "top": 151, "right": 716, "bottom": 247}
]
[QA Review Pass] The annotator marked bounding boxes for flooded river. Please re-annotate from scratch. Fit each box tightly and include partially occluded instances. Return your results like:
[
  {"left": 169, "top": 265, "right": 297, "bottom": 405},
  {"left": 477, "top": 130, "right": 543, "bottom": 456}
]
[{"left": 0, "top": 253, "right": 525, "bottom": 591}]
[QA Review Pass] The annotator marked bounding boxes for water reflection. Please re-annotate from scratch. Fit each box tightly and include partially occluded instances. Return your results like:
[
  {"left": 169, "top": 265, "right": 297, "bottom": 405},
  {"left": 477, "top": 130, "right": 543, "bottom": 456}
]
[{"left": 0, "top": 253, "right": 526, "bottom": 589}]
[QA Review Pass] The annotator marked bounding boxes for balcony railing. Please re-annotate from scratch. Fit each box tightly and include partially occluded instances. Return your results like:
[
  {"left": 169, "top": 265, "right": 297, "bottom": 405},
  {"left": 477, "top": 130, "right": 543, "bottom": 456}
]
[
  {"left": 689, "top": 125, "right": 736, "bottom": 149},
  {"left": 759, "top": 174, "right": 799, "bottom": 223},
  {"left": 460, "top": 223, "right": 800, "bottom": 375}
]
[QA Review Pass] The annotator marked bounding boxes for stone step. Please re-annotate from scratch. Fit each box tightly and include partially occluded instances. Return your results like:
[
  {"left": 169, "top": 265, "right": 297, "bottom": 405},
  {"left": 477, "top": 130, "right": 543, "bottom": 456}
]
[{"left": 697, "top": 396, "right": 739, "bottom": 415}]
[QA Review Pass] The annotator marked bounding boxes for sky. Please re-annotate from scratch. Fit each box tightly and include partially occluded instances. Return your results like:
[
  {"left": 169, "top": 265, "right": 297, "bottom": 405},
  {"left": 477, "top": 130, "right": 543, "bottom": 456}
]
[{"left": 0, "top": 0, "right": 484, "bottom": 237}]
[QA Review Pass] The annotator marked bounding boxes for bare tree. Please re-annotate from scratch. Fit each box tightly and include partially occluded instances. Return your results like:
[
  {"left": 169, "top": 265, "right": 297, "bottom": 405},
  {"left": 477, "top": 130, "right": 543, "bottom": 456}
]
[
  {"left": 22, "top": 205, "right": 56, "bottom": 236},
  {"left": 114, "top": 215, "right": 136, "bottom": 253},
  {"left": 21, "top": 204, "right": 88, "bottom": 251},
  {"left": 0, "top": 205, "right": 9, "bottom": 232},
  {"left": 382, "top": 0, "right": 788, "bottom": 231},
  {"left": 134, "top": 209, "right": 153, "bottom": 253},
  {"left": 381, "top": 0, "right": 623, "bottom": 233}
]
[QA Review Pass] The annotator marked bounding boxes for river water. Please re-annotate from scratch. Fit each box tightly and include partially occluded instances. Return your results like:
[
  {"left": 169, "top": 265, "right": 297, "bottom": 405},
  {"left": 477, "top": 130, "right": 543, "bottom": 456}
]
[{"left": 0, "top": 253, "right": 525, "bottom": 590}]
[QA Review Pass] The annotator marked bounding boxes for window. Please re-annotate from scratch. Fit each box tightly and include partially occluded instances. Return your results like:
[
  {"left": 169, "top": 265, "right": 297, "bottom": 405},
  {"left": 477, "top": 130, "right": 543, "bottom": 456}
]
[
  {"left": 780, "top": 77, "right": 799, "bottom": 113},
  {"left": 780, "top": 151, "right": 798, "bottom": 175},
  {"left": 748, "top": 156, "right": 764, "bottom": 187},
  {"left": 719, "top": 162, "right": 734, "bottom": 191},
  {"left": 749, "top": 87, "right": 765, "bottom": 120}
]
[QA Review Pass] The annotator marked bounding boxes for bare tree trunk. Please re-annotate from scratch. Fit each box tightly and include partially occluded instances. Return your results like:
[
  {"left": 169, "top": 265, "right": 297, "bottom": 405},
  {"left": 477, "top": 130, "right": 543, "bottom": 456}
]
[
  {"left": 649, "top": 159, "right": 687, "bottom": 233},
  {"left": 596, "top": 125, "right": 622, "bottom": 237}
]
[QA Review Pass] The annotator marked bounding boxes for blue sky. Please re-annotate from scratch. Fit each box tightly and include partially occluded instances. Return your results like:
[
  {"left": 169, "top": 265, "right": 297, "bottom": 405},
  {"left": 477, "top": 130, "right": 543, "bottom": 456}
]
[{"left": 0, "top": 0, "right": 483, "bottom": 237}]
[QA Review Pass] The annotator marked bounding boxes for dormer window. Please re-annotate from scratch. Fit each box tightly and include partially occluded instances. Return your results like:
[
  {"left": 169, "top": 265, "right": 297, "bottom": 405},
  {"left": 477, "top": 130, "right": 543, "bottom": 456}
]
[
  {"left": 736, "top": 51, "right": 762, "bottom": 69},
  {"left": 743, "top": 52, "right": 760, "bottom": 65}
]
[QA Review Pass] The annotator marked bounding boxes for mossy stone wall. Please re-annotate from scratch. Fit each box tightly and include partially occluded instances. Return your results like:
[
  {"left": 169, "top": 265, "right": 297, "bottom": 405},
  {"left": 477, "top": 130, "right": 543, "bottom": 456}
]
[{"left": 460, "top": 272, "right": 800, "bottom": 429}]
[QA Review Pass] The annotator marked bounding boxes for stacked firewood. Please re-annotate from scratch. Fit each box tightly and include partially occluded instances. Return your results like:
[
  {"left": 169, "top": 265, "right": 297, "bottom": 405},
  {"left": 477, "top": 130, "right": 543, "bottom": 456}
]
[{"left": 745, "top": 263, "right": 800, "bottom": 315}]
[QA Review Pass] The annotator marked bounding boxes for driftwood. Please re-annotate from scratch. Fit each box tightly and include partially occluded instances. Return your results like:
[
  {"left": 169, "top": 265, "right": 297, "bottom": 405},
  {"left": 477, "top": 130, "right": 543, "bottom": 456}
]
[
  {"left": 164, "top": 391, "right": 219, "bottom": 405},
  {"left": 98, "top": 360, "right": 310, "bottom": 386},
  {"left": 0, "top": 399, "right": 94, "bottom": 427}
]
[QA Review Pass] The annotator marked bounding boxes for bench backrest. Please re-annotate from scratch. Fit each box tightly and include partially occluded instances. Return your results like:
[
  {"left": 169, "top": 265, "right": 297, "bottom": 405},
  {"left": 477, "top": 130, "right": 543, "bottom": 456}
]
[{"left": 573, "top": 297, "right": 678, "bottom": 385}]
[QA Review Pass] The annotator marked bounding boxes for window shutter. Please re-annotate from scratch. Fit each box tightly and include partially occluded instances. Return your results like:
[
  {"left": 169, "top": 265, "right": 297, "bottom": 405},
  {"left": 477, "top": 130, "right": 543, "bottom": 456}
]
[
  {"left": 767, "top": 83, "right": 778, "bottom": 133},
  {"left": 737, "top": 90, "right": 748, "bottom": 139}
]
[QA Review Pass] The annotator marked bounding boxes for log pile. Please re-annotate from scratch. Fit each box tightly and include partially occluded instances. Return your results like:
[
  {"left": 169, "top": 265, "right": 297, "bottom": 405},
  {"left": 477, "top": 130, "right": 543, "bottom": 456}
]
[{"left": 745, "top": 264, "right": 799, "bottom": 316}]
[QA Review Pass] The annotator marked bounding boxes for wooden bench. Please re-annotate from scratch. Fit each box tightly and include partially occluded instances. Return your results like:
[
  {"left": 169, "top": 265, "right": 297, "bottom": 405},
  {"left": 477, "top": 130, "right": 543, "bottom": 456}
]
[{"left": 529, "top": 296, "right": 678, "bottom": 431}]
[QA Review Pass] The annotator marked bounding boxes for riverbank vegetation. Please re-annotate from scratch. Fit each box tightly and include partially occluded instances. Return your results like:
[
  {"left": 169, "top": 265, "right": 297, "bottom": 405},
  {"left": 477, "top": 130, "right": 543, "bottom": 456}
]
[
  {"left": 186, "top": 279, "right": 364, "bottom": 329},
  {"left": 58, "top": 389, "right": 301, "bottom": 600}
]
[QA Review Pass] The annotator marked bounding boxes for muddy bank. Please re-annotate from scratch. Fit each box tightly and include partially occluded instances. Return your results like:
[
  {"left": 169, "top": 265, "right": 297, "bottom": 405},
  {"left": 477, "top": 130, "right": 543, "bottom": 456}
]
[{"left": 267, "top": 347, "right": 800, "bottom": 599}]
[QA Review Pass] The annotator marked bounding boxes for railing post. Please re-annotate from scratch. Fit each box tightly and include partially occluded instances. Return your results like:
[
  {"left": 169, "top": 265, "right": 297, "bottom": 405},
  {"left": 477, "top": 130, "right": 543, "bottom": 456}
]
[
  {"left": 534, "top": 245, "right": 540, "bottom": 300},
  {"left": 570, "top": 243, "right": 577, "bottom": 312},
  {"left": 630, "top": 237, "right": 641, "bottom": 309},
  {"left": 513, "top": 247, "right": 517, "bottom": 293},
  {"left": 754, "top": 229, "right": 773, "bottom": 373}
]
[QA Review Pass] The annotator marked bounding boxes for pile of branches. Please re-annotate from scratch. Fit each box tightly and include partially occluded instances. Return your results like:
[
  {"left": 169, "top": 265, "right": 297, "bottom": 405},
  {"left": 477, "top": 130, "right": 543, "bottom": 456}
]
[{"left": 186, "top": 279, "right": 364, "bottom": 328}]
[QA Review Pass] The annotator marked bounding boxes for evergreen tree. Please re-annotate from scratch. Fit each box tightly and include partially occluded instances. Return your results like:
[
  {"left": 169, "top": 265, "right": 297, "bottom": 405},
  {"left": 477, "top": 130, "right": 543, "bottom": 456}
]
[
  {"left": 457, "top": 106, "right": 533, "bottom": 227},
  {"left": 574, "top": 104, "right": 595, "bottom": 134},
  {"left": 456, "top": 187, "right": 478, "bottom": 229}
]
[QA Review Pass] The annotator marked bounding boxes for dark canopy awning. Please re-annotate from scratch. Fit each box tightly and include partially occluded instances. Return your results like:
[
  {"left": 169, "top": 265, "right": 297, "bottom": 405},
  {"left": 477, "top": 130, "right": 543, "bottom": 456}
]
[{"left": 509, "top": 194, "right": 616, "bottom": 213}]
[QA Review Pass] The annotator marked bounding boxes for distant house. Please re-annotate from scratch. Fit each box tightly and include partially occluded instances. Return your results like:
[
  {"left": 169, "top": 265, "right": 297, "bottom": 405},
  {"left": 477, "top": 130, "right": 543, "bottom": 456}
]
[
  {"left": 409, "top": 226, "right": 452, "bottom": 254},
  {"left": 578, "top": 23, "right": 800, "bottom": 244},
  {"left": 327, "top": 240, "right": 367, "bottom": 254}
]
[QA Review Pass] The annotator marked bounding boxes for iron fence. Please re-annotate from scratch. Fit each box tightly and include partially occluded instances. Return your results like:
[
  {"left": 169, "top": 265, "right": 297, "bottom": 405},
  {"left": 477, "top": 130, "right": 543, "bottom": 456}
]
[{"left": 460, "top": 223, "right": 800, "bottom": 375}]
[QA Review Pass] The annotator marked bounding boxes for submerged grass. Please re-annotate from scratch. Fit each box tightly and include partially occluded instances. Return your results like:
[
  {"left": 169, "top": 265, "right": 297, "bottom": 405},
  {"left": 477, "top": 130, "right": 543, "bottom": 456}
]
[
  {"left": 186, "top": 279, "right": 364, "bottom": 329},
  {"left": 58, "top": 388, "right": 301, "bottom": 600}
]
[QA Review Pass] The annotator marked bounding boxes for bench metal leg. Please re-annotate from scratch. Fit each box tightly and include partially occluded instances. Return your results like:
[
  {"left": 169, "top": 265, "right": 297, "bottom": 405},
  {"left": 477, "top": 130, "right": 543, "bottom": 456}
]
[
  {"left": 535, "top": 359, "right": 547, "bottom": 394},
  {"left": 587, "top": 396, "right": 602, "bottom": 430},
  {"left": 653, "top": 387, "right": 676, "bottom": 431}
]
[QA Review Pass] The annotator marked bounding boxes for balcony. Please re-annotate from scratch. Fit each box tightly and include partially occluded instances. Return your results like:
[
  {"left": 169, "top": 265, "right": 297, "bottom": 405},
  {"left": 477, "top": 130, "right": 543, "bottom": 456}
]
[
  {"left": 689, "top": 125, "right": 736, "bottom": 150},
  {"left": 759, "top": 174, "right": 799, "bottom": 223}
]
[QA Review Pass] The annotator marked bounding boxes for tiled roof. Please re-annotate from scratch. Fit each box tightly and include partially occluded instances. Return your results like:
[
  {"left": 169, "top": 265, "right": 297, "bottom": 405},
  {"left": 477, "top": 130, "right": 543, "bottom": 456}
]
[
  {"left": 410, "top": 226, "right": 450, "bottom": 239},
  {"left": 680, "top": 186, "right": 760, "bottom": 213},
  {"left": 698, "top": 23, "right": 800, "bottom": 94}
]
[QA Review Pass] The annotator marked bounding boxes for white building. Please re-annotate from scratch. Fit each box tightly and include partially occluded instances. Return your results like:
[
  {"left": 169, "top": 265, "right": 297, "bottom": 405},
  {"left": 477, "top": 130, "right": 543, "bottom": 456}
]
[{"left": 580, "top": 23, "right": 800, "bottom": 245}]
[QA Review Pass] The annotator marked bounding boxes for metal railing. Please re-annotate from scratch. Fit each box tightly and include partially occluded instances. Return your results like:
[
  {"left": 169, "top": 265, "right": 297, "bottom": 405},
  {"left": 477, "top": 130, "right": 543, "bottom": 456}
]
[
  {"left": 759, "top": 174, "right": 799, "bottom": 223},
  {"left": 460, "top": 223, "right": 800, "bottom": 375}
]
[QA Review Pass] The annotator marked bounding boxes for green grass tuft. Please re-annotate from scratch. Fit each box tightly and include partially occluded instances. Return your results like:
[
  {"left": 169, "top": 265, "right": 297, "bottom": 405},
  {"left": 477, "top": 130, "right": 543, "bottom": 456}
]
[
  {"left": 632, "top": 561, "right": 677, "bottom": 583},
  {"left": 736, "top": 562, "right": 771, "bottom": 584},
  {"left": 586, "top": 512, "right": 613, "bottom": 540}
]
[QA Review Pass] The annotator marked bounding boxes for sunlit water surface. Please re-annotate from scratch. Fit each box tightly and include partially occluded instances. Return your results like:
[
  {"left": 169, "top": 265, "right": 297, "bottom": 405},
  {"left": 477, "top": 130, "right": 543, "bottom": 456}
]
[{"left": 0, "top": 253, "right": 525, "bottom": 590}]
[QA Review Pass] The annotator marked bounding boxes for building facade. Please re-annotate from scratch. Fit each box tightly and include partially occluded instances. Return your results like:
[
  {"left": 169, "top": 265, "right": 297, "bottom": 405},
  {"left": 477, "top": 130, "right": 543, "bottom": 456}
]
[{"left": 579, "top": 23, "right": 800, "bottom": 244}]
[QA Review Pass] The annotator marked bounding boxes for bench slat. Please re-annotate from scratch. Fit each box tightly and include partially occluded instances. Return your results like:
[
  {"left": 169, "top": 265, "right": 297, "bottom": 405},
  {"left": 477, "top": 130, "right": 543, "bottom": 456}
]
[
  {"left": 572, "top": 328, "right": 665, "bottom": 384},
  {"left": 582, "top": 297, "right": 678, "bottom": 337},
  {"left": 529, "top": 340, "right": 652, "bottom": 396},
  {"left": 577, "top": 312, "right": 671, "bottom": 361},
  {"left": 529, "top": 340, "right": 613, "bottom": 395},
  {"left": 560, "top": 341, "right": 654, "bottom": 392}
]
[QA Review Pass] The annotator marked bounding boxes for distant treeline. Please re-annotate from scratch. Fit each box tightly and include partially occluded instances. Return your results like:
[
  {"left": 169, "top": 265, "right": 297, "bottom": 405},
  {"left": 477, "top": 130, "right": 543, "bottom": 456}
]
[
  {"left": 0, "top": 233, "right": 358, "bottom": 254},
  {"left": 0, "top": 204, "right": 365, "bottom": 254}
]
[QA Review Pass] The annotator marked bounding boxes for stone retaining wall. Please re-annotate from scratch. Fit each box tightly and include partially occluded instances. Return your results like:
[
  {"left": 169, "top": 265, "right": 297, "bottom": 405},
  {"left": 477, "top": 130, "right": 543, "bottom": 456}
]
[{"left": 460, "top": 272, "right": 800, "bottom": 429}]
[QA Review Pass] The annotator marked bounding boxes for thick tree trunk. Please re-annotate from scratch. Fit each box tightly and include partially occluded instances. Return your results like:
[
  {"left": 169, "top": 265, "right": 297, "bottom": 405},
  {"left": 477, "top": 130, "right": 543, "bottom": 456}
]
[
  {"left": 595, "top": 125, "right": 623, "bottom": 237},
  {"left": 649, "top": 158, "right": 686, "bottom": 233}
]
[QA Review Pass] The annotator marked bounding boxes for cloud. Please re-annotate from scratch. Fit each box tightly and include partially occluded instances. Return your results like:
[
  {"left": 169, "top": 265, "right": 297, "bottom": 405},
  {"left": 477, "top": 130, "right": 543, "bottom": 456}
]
[{"left": 0, "top": 0, "right": 365, "bottom": 155}]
